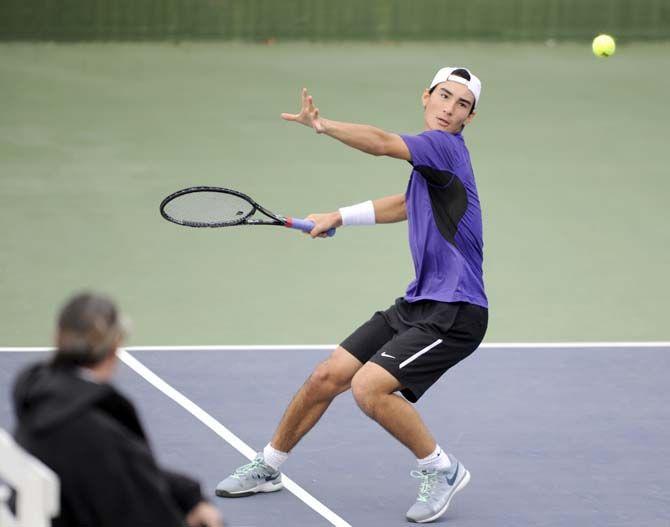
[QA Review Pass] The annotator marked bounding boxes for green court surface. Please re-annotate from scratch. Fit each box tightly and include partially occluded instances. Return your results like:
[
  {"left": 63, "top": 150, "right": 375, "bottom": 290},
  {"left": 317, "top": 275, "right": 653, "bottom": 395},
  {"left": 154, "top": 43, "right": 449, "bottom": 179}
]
[{"left": 1, "top": 42, "right": 669, "bottom": 345}]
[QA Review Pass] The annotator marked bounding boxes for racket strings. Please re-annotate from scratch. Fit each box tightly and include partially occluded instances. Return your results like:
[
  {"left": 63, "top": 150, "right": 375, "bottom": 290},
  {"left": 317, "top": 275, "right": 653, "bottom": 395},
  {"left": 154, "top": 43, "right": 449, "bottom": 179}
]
[{"left": 162, "top": 191, "right": 255, "bottom": 226}]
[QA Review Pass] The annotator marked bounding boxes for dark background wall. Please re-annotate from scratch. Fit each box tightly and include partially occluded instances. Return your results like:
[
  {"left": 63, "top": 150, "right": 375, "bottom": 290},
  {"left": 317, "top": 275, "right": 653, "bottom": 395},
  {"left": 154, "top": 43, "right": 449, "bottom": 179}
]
[{"left": 2, "top": 0, "right": 669, "bottom": 42}]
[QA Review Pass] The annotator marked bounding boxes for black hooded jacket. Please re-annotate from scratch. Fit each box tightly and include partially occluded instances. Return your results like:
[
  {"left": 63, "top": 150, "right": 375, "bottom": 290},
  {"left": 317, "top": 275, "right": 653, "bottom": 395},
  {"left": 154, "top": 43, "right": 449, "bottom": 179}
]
[{"left": 13, "top": 362, "right": 203, "bottom": 527}]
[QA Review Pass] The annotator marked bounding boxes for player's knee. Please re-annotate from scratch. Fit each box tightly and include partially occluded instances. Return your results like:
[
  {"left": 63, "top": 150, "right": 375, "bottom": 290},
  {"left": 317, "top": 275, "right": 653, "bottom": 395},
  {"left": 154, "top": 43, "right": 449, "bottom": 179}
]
[
  {"left": 351, "top": 373, "right": 377, "bottom": 418},
  {"left": 305, "top": 362, "right": 349, "bottom": 400}
]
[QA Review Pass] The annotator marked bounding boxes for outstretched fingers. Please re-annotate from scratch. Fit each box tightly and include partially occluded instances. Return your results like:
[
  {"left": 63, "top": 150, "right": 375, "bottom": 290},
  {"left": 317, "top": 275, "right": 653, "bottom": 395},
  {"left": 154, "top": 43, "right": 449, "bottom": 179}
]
[
  {"left": 281, "top": 88, "right": 324, "bottom": 133},
  {"left": 302, "top": 87, "right": 309, "bottom": 110},
  {"left": 281, "top": 88, "right": 310, "bottom": 123}
]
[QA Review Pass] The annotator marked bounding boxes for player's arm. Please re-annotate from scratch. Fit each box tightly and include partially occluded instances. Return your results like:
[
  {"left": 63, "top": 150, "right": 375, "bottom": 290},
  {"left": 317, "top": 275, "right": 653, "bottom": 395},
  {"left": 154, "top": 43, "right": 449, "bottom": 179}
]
[
  {"left": 281, "top": 88, "right": 410, "bottom": 161},
  {"left": 372, "top": 193, "right": 407, "bottom": 223},
  {"left": 305, "top": 193, "right": 406, "bottom": 238}
]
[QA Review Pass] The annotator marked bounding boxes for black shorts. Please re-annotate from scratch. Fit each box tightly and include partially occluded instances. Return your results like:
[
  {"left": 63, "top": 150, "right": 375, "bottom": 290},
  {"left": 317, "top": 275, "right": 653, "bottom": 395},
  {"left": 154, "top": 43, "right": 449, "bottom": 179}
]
[{"left": 341, "top": 298, "right": 488, "bottom": 402}]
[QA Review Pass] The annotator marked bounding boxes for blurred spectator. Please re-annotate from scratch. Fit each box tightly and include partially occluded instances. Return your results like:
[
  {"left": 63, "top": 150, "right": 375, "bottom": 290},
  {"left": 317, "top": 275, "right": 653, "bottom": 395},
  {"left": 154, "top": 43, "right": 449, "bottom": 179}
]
[{"left": 12, "top": 292, "right": 223, "bottom": 527}]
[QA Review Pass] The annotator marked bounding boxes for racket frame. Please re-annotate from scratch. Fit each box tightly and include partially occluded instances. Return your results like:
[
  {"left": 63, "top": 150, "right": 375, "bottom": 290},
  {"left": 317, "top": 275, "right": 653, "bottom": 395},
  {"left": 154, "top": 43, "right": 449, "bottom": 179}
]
[{"left": 159, "top": 186, "right": 287, "bottom": 228}]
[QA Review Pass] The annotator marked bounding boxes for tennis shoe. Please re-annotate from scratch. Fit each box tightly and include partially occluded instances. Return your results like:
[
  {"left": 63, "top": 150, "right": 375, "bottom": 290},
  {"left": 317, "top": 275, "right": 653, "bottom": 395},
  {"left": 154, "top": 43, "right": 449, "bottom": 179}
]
[
  {"left": 406, "top": 454, "right": 470, "bottom": 523},
  {"left": 215, "top": 454, "right": 283, "bottom": 498}
]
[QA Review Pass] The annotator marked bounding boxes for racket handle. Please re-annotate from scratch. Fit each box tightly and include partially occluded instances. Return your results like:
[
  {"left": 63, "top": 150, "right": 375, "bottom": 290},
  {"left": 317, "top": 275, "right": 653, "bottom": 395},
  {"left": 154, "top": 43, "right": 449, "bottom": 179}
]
[{"left": 286, "top": 217, "right": 336, "bottom": 237}]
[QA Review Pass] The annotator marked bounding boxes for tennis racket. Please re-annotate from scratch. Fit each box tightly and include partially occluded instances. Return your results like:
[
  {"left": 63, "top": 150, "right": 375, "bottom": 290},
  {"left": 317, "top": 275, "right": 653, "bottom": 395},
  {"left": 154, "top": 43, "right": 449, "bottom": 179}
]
[{"left": 159, "top": 186, "right": 336, "bottom": 236}]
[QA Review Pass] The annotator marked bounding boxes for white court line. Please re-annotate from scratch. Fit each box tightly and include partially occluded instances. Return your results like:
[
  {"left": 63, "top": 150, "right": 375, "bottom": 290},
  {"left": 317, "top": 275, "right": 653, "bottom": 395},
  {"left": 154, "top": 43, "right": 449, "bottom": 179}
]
[
  {"left": 1, "top": 342, "right": 669, "bottom": 353},
  {"left": 117, "top": 350, "right": 352, "bottom": 527},
  {"left": 484, "top": 341, "right": 670, "bottom": 349}
]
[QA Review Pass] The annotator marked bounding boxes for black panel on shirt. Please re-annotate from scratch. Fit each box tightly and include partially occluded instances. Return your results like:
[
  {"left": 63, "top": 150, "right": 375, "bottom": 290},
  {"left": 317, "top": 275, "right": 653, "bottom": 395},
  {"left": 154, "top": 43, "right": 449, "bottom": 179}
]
[{"left": 415, "top": 165, "right": 468, "bottom": 245}]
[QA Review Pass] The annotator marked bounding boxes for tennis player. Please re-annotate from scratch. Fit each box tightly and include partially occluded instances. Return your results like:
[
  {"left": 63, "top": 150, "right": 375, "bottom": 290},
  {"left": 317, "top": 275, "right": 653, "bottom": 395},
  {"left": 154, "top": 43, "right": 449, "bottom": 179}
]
[{"left": 217, "top": 67, "right": 488, "bottom": 523}]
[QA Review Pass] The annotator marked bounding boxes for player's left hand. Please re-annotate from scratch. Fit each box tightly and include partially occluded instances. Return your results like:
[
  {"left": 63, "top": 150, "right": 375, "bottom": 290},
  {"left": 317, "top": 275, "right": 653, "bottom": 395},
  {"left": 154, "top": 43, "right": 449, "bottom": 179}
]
[
  {"left": 305, "top": 212, "right": 342, "bottom": 238},
  {"left": 281, "top": 88, "right": 326, "bottom": 133}
]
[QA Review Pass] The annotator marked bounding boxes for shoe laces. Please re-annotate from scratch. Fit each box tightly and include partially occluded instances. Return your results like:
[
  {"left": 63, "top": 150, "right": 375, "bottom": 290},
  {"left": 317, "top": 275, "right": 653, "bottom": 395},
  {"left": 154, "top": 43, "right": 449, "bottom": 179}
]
[
  {"left": 410, "top": 470, "right": 439, "bottom": 502},
  {"left": 232, "top": 457, "right": 268, "bottom": 479}
]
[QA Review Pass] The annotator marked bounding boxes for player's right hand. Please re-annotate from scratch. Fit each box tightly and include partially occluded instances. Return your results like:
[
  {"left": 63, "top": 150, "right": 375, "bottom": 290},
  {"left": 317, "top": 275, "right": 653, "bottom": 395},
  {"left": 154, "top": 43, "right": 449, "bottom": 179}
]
[
  {"left": 305, "top": 212, "right": 342, "bottom": 238},
  {"left": 281, "top": 88, "right": 326, "bottom": 133}
]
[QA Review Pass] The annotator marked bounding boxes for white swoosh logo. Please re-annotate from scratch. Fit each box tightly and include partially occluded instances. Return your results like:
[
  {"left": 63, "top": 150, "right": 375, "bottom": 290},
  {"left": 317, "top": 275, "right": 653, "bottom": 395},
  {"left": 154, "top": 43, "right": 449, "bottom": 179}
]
[{"left": 381, "top": 352, "right": 396, "bottom": 359}]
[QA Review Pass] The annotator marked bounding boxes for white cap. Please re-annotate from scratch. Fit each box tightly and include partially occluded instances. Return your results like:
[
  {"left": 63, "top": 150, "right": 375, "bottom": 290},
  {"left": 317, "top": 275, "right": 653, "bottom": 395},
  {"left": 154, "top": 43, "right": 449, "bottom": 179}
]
[{"left": 429, "top": 67, "right": 482, "bottom": 109}]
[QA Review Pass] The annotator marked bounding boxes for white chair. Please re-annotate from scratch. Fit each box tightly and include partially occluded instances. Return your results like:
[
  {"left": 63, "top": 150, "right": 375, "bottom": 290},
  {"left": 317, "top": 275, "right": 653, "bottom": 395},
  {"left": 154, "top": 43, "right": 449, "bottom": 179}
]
[{"left": 0, "top": 428, "right": 59, "bottom": 527}]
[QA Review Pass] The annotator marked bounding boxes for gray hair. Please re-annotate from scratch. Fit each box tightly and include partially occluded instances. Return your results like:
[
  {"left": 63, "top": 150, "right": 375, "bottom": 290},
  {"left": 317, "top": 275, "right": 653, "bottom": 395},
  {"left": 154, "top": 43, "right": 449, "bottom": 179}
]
[{"left": 52, "top": 292, "right": 128, "bottom": 367}]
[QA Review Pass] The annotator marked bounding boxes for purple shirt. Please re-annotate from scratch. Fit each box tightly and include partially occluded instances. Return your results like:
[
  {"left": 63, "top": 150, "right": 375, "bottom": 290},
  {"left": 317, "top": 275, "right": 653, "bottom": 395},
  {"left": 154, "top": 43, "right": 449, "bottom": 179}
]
[{"left": 400, "top": 130, "right": 487, "bottom": 308}]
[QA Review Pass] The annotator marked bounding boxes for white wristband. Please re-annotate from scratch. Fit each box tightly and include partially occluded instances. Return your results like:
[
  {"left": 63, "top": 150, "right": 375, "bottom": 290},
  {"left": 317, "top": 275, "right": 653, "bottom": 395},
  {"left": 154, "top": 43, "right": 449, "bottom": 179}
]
[{"left": 338, "top": 200, "right": 376, "bottom": 226}]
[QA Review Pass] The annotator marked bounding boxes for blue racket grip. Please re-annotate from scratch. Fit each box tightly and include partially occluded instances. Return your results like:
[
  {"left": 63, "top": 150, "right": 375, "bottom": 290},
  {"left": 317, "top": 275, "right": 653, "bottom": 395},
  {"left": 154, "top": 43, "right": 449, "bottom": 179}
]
[{"left": 286, "top": 217, "right": 336, "bottom": 237}]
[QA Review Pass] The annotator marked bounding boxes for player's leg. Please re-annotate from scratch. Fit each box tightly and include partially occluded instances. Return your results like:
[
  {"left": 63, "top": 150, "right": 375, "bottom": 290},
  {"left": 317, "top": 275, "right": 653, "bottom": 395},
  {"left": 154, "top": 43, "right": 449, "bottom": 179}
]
[
  {"left": 351, "top": 301, "right": 487, "bottom": 523},
  {"left": 269, "top": 345, "right": 362, "bottom": 453},
  {"left": 350, "top": 340, "right": 471, "bottom": 524},
  {"left": 216, "top": 310, "right": 396, "bottom": 498},
  {"left": 215, "top": 346, "right": 360, "bottom": 498},
  {"left": 350, "top": 362, "right": 435, "bottom": 457},
  {"left": 267, "top": 310, "right": 398, "bottom": 452}
]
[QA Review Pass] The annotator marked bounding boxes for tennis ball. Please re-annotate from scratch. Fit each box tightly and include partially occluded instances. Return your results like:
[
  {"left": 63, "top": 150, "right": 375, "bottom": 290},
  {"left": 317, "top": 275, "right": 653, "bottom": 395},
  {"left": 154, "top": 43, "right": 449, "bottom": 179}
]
[{"left": 592, "top": 34, "right": 616, "bottom": 57}]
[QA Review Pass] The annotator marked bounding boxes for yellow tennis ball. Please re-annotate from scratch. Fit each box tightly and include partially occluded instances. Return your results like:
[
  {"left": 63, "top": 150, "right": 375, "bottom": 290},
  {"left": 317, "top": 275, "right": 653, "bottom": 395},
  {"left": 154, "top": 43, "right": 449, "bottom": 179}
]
[{"left": 592, "top": 34, "right": 616, "bottom": 57}]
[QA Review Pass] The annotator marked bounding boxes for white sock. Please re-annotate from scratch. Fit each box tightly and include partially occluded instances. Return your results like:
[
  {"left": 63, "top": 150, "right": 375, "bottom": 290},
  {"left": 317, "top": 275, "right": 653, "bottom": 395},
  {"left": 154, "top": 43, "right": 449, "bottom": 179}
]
[
  {"left": 417, "top": 444, "right": 451, "bottom": 471},
  {"left": 262, "top": 443, "right": 289, "bottom": 471}
]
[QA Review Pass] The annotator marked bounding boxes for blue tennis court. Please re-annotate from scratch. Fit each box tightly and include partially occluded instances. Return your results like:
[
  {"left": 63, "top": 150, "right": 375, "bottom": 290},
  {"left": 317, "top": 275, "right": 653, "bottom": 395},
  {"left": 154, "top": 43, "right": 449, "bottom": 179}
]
[{"left": 1, "top": 343, "right": 668, "bottom": 526}]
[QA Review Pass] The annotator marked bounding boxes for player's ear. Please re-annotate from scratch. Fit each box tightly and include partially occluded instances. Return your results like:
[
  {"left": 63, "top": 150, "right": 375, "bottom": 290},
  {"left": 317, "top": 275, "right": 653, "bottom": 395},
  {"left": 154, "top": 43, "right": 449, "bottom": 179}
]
[
  {"left": 464, "top": 111, "right": 476, "bottom": 126},
  {"left": 421, "top": 89, "right": 430, "bottom": 109}
]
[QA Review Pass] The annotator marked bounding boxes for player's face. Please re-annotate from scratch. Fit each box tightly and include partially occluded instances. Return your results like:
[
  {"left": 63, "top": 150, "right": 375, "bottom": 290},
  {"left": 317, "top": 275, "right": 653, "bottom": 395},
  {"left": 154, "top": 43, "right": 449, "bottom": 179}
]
[{"left": 422, "top": 81, "right": 476, "bottom": 133}]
